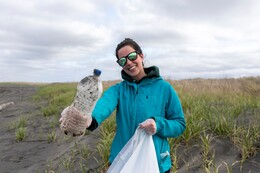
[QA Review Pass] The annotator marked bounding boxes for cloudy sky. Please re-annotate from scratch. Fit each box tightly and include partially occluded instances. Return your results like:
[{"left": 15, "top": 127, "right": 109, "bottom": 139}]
[{"left": 0, "top": 0, "right": 259, "bottom": 82}]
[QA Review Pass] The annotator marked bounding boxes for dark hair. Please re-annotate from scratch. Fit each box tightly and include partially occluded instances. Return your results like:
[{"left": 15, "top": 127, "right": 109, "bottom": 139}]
[{"left": 115, "top": 38, "right": 143, "bottom": 59}]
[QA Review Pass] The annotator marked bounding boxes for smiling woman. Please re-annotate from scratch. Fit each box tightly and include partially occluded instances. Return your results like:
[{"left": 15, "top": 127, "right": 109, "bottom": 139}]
[
  {"left": 60, "top": 38, "right": 186, "bottom": 173},
  {"left": 116, "top": 43, "right": 146, "bottom": 82}
]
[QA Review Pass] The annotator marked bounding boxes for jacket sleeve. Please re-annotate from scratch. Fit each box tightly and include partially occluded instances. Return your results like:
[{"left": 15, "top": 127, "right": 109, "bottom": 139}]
[
  {"left": 91, "top": 84, "right": 119, "bottom": 126},
  {"left": 152, "top": 83, "right": 186, "bottom": 138}
]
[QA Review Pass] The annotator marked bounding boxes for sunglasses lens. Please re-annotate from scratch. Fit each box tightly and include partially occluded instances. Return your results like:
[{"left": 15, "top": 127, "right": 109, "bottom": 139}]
[
  {"left": 117, "top": 52, "right": 138, "bottom": 66},
  {"left": 118, "top": 58, "right": 126, "bottom": 66},
  {"left": 128, "top": 52, "right": 137, "bottom": 61}
]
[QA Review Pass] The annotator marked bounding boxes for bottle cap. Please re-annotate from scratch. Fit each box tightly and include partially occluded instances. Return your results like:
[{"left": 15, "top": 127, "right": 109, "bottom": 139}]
[{"left": 93, "top": 69, "right": 102, "bottom": 76}]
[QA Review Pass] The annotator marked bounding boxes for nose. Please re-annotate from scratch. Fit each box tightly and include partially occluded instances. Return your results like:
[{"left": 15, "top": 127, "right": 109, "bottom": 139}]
[{"left": 124, "top": 58, "right": 133, "bottom": 66}]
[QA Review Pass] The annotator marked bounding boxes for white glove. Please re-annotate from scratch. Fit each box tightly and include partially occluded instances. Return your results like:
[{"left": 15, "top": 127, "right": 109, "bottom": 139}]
[
  {"left": 59, "top": 106, "right": 92, "bottom": 136},
  {"left": 139, "top": 118, "right": 157, "bottom": 135}
]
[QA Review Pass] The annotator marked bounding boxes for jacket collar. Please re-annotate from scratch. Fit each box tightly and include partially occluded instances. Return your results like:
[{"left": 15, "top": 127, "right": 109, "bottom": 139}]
[{"left": 121, "top": 66, "right": 160, "bottom": 83}]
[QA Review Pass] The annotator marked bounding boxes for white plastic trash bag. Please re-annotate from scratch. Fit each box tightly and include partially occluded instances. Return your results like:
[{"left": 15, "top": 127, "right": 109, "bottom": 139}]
[{"left": 107, "top": 128, "right": 160, "bottom": 173}]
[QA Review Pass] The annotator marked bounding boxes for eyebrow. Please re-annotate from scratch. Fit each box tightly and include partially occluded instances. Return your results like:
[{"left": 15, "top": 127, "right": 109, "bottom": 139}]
[{"left": 119, "top": 51, "right": 136, "bottom": 59}]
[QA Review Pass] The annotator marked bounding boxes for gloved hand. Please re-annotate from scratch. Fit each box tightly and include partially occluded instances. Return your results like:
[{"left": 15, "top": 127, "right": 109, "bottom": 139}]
[
  {"left": 139, "top": 118, "right": 157, "bottom": 135},
  {"left": 59, "top": 106, "right": 92, "bottom": 136}
]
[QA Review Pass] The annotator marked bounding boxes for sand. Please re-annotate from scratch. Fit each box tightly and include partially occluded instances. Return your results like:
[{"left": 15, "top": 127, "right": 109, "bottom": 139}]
[{"left": 0, "top": 84, "right": 103, "bottom": 173}]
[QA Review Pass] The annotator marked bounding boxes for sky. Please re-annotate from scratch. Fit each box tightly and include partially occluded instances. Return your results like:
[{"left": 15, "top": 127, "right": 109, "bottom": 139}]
[{"left": 0, "top": 0, "right": 260, "bottom": 82}]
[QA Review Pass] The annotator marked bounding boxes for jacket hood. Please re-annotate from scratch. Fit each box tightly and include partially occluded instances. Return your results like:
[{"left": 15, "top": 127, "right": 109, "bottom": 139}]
[{"left": 121, "top": 66, "right": 160, "bottom": 83}]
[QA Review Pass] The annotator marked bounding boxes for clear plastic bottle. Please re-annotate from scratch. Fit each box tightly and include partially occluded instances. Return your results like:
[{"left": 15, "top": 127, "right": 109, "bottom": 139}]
[{"left": 72, "top": 69, "right": 103, "bottom": 118}]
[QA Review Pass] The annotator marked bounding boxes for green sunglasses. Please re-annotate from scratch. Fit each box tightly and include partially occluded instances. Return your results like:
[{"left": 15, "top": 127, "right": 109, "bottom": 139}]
[{"left": 117, "top": 51, "right": 139, "bottom": 67}]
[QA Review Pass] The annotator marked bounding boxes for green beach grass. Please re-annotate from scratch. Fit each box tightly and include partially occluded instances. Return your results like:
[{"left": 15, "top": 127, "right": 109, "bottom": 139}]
[{"left": 33, "top": 77, "right": 260, "bottom": 172}]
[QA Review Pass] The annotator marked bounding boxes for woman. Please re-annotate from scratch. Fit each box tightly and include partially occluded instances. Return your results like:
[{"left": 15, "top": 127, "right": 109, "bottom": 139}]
[{"left": 63, "top": 38, "right": 186, "bottom": 173}]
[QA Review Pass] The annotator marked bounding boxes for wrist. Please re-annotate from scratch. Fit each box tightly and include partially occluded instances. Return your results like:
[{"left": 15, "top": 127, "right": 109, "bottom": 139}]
[
  {"left": 87, "top": 117, "right": 98, "bottom": 131},
  {"left": 86, "top": 116, "right": 92, "bottom": 128}
]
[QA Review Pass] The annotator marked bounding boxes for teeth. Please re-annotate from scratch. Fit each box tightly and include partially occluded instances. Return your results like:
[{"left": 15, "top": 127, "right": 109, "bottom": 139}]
[{"left": 129, "top": 66, "right": 136, "bottom": 70}]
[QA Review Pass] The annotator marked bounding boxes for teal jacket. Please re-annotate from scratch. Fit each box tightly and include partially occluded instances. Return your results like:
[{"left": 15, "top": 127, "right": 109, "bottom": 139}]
[{"left": 91, "top": 66, "right": 186, "bottom": 172}]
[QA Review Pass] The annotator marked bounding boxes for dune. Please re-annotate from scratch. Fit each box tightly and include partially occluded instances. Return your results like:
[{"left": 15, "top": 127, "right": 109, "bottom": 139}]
[{"left": 0, "top": 82, "right": 259, "bottom": 173}]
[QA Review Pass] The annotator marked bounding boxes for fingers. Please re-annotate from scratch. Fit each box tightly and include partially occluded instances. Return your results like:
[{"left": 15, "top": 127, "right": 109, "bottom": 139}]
[
  {"left": 64, "top": 130, "right": 84, "bottom": 136},
  {"left": 60, "top": 106, "right": 70, "bottom": 123},
  {"left": 72, "top": 131, "right": 84, "bottom": 136},
  {"left": 61, "top": 117, "right": 86, "bottom": 131},
  {"left": 59, "top": 117, "right": 63, "bottom": 123},
  {"left": 139, "top": 118, "right": 156, "bottom": 135},
  {"left": 61, "top": 120, "right": 85, "bottom": 136},
  {"left": 61, "top": 106, "right": 70, "bottom": 117},
  {"left": 59, "top": 106, "right": 89, "bottom": 137},
  {"left": 60, "top": 107, "right": 85, "bottom": 125}
]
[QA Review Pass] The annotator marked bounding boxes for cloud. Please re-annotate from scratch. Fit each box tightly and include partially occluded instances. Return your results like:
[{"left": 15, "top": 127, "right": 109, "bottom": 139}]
[{"left": 0, "top": 0, "right": 259, "bottom": 82}]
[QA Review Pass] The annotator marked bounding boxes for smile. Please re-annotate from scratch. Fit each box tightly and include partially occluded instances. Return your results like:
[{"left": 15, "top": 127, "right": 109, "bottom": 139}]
[{"left": 128, "top": 65, "right": 136, "bottom": 71}]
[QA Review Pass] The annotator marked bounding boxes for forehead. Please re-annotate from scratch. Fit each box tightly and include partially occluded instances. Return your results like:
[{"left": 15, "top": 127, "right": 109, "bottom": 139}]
[{"left": 118, "top": 45, "right": 135, "bottom": 58}]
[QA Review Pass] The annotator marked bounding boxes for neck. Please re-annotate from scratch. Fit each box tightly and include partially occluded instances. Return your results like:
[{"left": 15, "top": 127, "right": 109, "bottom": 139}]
[{"left": 133, "top": 70, "right": 146, "bottom": 82}]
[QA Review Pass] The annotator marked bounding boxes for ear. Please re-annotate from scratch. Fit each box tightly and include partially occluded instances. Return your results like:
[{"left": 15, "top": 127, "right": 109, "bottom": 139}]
[{"left": 139, "top": 53, "right": 144, "bottom": 59}]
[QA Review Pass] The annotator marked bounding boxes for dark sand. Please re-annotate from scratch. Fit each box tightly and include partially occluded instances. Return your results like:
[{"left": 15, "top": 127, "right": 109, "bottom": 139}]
[
  {"left": 0, "top": 84, "right": 259, "bottom": 173},
  {"left": 0, "top": 84, "right": 102, "bottom": 173}
]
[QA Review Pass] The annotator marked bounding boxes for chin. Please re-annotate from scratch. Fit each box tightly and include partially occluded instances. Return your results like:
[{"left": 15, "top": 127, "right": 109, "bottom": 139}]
[{"left": 127, "top": 69, "right": 138, "bottom": 75}]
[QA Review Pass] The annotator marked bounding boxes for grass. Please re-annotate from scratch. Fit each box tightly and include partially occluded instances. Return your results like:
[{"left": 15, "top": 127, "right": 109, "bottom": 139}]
[
  {"left": 9, "top": 116, "right": 28, "bottom": 130},
  {"left": 32, "top": 77, "right": 260, "bottom": 172},
  {"left": 8, "top": 115, "right": 28, "bottom": 142},
  {"left": 33, "top": 82, "right": 77, "bottom": 117},
  {"left": 47, "top": 141, "right": 92, "bottom": 173},
  {"left": 169, "top": 77, "right": 260, "bottom": 172},
  {"left": 97, "top": 112, "right": 116, "bottom": 168},
  {"left": 47, "top": 130, "right": 57, "bottom": 143},
  {"left": 15, "top": 127, "right": 27, "bottom": 142},
  {"left": 200, "top": 132, "right": 215, "bottom": 170}
]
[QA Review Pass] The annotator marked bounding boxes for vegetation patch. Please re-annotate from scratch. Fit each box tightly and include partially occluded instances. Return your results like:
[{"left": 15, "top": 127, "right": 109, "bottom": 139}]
[{"left": 33, "top": 77, "right": 260, "bottom": 172}]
